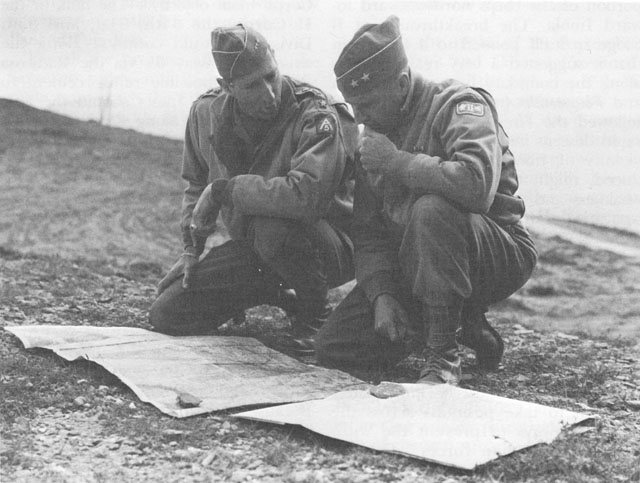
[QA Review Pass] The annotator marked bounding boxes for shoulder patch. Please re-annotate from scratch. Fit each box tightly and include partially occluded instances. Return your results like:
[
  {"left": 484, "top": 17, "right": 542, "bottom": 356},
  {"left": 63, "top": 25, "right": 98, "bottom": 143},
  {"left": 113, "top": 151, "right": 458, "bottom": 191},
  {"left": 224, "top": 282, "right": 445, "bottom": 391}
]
[
  {"left": 316, "top": 115, "right": 335, "bottom": 136},
  {"left": 456, "top": 101, "right": 485, "bottom": 117}
]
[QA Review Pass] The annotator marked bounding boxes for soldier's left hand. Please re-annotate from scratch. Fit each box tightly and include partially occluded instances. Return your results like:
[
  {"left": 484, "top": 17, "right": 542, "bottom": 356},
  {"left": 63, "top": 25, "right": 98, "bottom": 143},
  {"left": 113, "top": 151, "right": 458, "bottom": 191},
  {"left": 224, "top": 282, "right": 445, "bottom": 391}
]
[
  {"left": 190, "top": 184, "right": 222, "bottom": 242},
  {"left": 359, "top": 126, "right": 401, "bottom": 175}
]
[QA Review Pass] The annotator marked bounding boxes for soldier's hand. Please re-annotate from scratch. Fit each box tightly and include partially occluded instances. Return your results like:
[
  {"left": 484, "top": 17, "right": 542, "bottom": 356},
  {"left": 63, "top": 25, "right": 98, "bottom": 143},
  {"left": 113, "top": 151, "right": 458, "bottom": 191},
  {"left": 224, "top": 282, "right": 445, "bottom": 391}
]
[
  {"left": 373, "top": 293, "right": 411, "bottom": 343},
  {"left": 190, "top": 179, "right": 232, "bottom": 241},
  {"left": 359, "top": 126, "right": 401, "bottom": 175},
  {"left": 181, "top": 250, "right": 199, "bottom": 289},
  {"left": 190, "top": 184, "right": 222, "bottom": 242},
  {"left": 156, "top": 251, "right": 199, "bottom": 295}
]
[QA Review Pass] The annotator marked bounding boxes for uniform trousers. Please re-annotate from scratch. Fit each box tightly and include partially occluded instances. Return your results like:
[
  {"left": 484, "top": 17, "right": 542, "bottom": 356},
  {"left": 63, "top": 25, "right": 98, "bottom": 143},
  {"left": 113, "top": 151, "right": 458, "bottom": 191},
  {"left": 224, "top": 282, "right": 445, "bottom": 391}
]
[
  {"left": 150, "top": 217, "right": 354, "bottom": 335},
  {"left": 315, "top": 194, "right": 537, "bottom": 370}
]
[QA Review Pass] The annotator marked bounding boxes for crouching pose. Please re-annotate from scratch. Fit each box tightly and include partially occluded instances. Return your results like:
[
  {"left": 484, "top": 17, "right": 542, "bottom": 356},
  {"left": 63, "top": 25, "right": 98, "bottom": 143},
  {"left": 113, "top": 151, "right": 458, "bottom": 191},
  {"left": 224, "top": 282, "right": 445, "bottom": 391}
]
[
  {"left": 315, "top": 16, "right": 537, "bottom": 383},
  {"left": 150, "top": 24, "right": 357, "bottom": 354}
]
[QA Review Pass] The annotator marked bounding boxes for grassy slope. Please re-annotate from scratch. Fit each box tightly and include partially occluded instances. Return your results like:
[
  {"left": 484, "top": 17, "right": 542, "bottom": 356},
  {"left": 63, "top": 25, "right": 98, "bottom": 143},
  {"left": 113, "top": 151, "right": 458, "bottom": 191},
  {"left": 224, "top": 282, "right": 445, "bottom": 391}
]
[
  {"left": 0, "top": 98, "right": 185, "bottom": 265},
  {"left": 1, "top": 100, "right": 639, "bottom": 482}
]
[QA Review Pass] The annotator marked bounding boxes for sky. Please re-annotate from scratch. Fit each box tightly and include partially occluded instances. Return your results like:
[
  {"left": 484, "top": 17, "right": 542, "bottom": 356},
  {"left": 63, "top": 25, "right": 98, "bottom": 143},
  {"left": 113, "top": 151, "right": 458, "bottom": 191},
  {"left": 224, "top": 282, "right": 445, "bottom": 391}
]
[{"left": 2, "top": 0, "right": 640, "bottom": 234}]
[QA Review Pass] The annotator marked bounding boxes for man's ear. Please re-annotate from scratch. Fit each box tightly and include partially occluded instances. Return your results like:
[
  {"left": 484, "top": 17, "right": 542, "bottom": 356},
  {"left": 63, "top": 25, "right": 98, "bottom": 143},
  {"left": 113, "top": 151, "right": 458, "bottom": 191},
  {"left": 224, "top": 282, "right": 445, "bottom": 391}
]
[
  {"left": 217, "top": 77, "right": 231, "bottom": 94},
  {"left": 398, "top": 70, "right": 411, "bottom": 96}
]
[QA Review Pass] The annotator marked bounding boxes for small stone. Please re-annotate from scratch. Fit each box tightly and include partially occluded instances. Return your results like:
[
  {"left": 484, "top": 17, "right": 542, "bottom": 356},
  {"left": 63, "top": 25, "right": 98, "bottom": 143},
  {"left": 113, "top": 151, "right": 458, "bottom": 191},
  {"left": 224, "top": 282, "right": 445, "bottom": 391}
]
[
  {"left": 369, "top": 382, "right": 406, "bottom": 399},
  {"left": 201, "top": 452, "right": 216, "bottom": 466},
  {"left": 556, "top": 332, "right": 579, "bottom": 340},
  {"left": 73, "top": 397, "right": 86, "bottom": 407},
  {"left": 177, "top": 392, "right": 202, "bottom": 408},
  {"left": 162, "top": 429, "right": 189, "bottom": 441},
  {"left": 290, "top": 470, "right": 312, "bottom": 482},
  {"left": 352, "top": 474, "right": 370, "bottom": 483},
  {"left": 246, "top": 459, "right": 263, "bottom": 469},
  {"left": 174, "top": 449, "right": 192, "bottom": 459},
  {"left": 626, "top": 400, "right": 640, "bottom": 410},
  {"left": 230, "top": 469, "right": 250, "bottom": 482}
]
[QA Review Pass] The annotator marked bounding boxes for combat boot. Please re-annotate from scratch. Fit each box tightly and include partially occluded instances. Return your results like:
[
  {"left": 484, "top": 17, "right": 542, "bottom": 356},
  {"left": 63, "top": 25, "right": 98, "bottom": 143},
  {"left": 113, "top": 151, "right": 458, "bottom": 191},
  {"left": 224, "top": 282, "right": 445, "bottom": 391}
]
[
  {"left": 417, "top": 304, "right": 463, "bottom": 385},
  {"left": 279, "top": 293, "right": 332, "bottom": 356},
  {"left": 458, "top": 308, "right": 504, "bottom": 370},
  {"left": 419, "top": 344, "right": 462, "bottom": 385}
]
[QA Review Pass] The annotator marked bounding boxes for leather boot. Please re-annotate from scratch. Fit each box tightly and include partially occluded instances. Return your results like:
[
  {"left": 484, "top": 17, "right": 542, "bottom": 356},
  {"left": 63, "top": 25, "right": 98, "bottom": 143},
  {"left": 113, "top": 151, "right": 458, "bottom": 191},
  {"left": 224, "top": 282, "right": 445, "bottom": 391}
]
[
  {"left": 459, "top": 306, "right": 504, "bottom": 370},
  {"left": 418, "top": 303, "right": 463, "bottom": 385},
  {"left": 279, "top": 293, "right": 331, "bottom": 357}
]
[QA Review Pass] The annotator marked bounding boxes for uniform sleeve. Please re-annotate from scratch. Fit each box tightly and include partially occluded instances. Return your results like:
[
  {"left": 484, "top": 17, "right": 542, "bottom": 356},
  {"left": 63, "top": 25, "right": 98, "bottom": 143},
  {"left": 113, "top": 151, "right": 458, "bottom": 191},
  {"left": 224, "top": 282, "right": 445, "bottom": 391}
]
[
  {"left": 180, "top": 104, "right": 210, "bottom": 250},
  {"left": 228, "top": 101, "right": 348, "bottom": 222},
  {"left": 395, "top": 94, "right": 502, "bottom": 214},
  {"left": 352, "top": 161, "right": 403, "bottom": 302}
]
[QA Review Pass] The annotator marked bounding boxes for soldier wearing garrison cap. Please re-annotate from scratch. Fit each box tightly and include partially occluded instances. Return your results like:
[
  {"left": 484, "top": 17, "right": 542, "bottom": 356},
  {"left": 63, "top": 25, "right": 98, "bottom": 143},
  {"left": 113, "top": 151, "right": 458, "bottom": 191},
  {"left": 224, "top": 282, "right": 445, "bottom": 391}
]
[
  {"left": 315, "top": 16, "right": 538, "bottom": 384},
  {"left": 150, "top": 24, "right": 358, "bottom": 355}
]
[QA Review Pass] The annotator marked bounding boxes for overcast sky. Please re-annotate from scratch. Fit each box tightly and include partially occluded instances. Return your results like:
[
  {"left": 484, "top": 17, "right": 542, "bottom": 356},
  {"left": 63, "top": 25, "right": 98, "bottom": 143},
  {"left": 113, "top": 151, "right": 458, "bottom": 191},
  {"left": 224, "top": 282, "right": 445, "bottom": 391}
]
[{"left": 2, "top": 0, "right": 639, "bottom": 232}]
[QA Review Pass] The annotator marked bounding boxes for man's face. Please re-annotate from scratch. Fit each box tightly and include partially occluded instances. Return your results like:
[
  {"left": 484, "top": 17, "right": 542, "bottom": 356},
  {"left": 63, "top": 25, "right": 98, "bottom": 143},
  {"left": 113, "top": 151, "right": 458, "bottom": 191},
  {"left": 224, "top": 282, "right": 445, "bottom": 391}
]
[
  {"left": 344, "top": 77, "right": 406, "bottom": 134},
  {"left": 226, "top": 59, "right": 283, "bottom": 121}
]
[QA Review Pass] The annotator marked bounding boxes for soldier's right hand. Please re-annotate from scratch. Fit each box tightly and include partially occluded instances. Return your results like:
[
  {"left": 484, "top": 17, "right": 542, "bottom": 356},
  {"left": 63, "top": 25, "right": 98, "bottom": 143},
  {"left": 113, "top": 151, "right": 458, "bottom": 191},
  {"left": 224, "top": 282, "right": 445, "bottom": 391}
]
[
  {"left": 156, "top": 251, "right": 199, "bottom": 295},
  {"left": 373, "top": 293, "right": 411, "bottom": 343}
]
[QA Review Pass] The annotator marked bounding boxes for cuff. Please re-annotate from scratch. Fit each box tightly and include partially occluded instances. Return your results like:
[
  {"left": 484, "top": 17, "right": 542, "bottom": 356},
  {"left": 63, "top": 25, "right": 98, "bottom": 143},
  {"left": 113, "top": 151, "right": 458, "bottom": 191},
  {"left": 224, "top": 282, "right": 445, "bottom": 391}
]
[{"left": 361, "top": 272, "right": 402, "bottom": 303}]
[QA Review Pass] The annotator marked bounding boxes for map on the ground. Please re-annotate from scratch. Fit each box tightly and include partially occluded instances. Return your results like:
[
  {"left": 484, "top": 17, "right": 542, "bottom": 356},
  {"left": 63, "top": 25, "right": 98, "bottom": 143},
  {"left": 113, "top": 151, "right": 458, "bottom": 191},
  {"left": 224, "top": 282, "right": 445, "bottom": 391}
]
[
  {"left": 236, "top": 383, "right": 592, "bottom": 470},
  {"left": 5, "top": 325, "right": 366, "bottom": 417}
]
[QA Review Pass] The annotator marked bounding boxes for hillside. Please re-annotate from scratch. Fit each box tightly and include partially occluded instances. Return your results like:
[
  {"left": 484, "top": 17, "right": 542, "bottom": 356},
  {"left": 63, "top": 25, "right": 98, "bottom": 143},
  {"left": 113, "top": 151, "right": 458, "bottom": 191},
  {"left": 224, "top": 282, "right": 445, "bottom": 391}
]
[{"left": 0, "top": 99, "right": 185, "bottom": 266}]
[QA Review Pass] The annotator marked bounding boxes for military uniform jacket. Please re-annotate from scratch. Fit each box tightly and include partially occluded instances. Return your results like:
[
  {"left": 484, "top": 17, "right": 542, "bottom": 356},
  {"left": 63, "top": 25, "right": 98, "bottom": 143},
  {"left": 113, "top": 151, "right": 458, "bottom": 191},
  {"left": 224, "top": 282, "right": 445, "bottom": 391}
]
[
  {"left": 180, "top": 76, "right": 357, "bottom": 248},
  {"left": 354, "top": 73, "right": 526, "bottom": 301}
]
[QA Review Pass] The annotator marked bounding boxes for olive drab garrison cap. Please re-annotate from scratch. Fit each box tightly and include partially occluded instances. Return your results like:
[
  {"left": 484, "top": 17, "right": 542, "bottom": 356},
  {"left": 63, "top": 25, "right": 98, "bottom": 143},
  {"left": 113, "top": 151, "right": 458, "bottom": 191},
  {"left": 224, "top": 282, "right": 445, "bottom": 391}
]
[
  {"left": 334, "top": 15, "right": 408, "bottom": 98},
  {"left": 211, "top": 24, "right": 274, "bottom": 81}
]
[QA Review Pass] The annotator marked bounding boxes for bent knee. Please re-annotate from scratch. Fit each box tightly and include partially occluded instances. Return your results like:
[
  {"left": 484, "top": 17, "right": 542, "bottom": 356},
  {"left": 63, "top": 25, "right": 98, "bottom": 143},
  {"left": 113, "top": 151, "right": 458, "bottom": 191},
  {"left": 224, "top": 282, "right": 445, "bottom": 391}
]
[
  {"left": 409, "top": 194, "right": 468, "bottom": 227},
  {"left": 411, "top": 194, "right": 459, "bottom": 216},
  {"left": 251, "top": 218, "right": 312, "bottom": 263},
  {"left": 148, "top": 292, "right": 177, "bottom": 334},
  {"left": 148, "top": 282, "right": 189, "bottom": 335}
]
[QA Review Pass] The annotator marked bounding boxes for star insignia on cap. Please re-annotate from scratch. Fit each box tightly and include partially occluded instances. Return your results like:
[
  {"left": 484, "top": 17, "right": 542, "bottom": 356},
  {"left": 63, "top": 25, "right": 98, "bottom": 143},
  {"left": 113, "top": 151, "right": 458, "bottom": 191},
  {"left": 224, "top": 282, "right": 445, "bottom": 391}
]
[
  {"left": 350, "top": 79, "right": 359, "bottom": 88},
  {"left": 361, "top": 73, "right": 370, "bottom": 82}
]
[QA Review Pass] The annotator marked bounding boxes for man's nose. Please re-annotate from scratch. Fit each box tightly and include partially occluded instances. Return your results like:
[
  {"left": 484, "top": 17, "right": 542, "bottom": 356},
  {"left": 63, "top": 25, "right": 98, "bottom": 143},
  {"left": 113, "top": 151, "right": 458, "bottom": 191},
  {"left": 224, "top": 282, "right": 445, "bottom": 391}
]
[{"left": 260, "top": 80, "right": 276, "bottom": 101}]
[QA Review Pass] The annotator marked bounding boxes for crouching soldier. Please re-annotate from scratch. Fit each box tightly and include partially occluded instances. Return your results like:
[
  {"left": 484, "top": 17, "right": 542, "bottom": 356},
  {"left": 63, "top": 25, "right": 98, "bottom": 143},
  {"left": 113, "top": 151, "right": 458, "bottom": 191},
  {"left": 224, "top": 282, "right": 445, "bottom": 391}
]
[
  {"left": 150, "top": 23, "right": 358, "bottom": 355},
  {"left": 315, "top": 16, "right": 537, "bottom": 383}
]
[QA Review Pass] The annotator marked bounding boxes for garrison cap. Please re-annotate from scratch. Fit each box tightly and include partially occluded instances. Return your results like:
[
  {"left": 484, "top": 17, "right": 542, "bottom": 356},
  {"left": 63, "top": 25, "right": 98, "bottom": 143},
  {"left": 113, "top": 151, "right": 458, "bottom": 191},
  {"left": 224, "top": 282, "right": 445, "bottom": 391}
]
[
  {"left": 334, "top": 15, "right": 408, "bottom": 98},
  {"left": 211, "top": 24, "right": 274, "bottom": 81}
]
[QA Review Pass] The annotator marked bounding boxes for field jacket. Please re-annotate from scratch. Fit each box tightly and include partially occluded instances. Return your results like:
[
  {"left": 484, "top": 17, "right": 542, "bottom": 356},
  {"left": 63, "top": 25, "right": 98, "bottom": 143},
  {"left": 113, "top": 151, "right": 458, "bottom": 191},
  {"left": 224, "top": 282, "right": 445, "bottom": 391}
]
[
  {"left": 354, "top": 73, "right": 526, "bottom": 301},
  {"left": 180, "top": 76, "right": 357, "bottom": 248}
]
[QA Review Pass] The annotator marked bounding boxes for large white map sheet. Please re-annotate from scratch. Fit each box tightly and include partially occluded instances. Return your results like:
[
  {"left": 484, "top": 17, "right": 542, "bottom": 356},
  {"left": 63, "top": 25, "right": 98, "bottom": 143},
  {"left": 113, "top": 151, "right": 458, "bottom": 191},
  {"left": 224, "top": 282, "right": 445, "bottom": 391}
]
[{"left": 5, "top": 325, "right": 365, "bottom": 418}]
